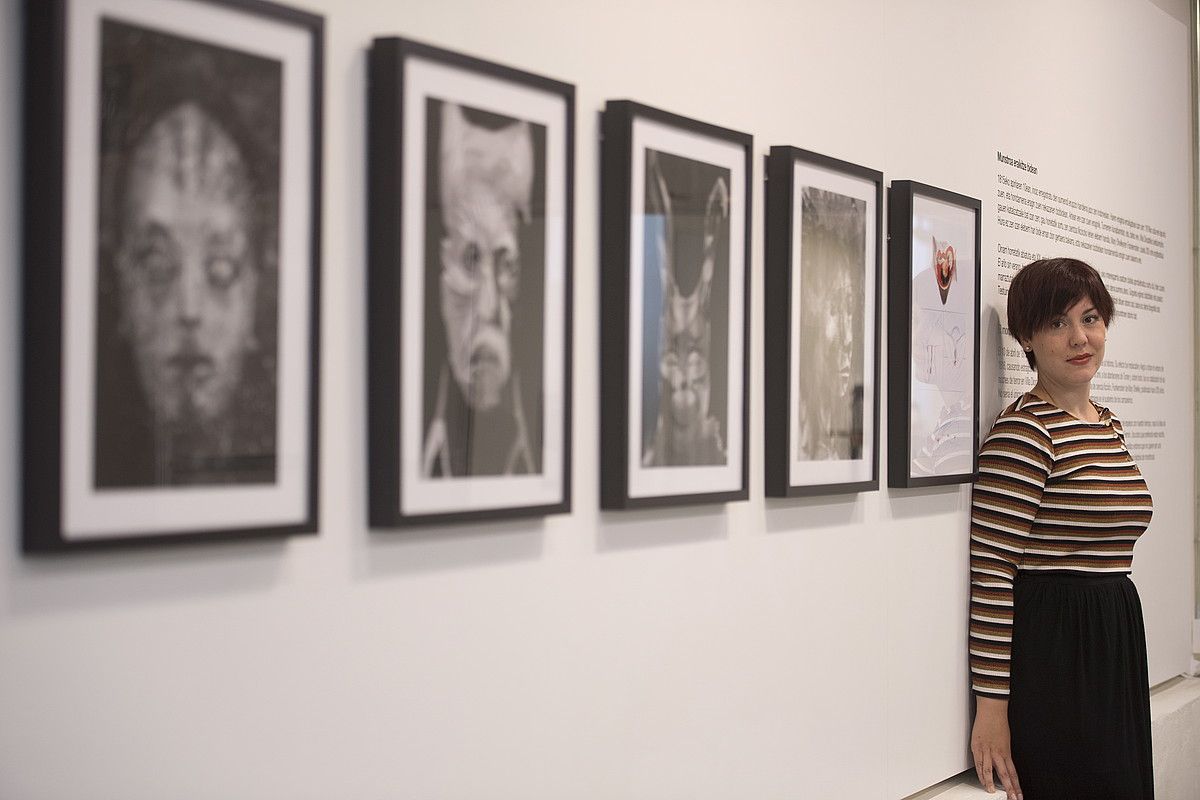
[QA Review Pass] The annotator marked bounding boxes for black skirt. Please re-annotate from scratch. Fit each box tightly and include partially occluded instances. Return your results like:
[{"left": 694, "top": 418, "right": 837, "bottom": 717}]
[{"left": 1008, "top": 572, "right": 1154, "bottom": 799}]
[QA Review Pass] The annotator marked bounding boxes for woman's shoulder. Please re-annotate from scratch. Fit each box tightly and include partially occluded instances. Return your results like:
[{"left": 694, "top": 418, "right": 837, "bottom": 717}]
[
  {"left": 999, "top": 392, "right": 1055, "bottom": 421},
  {"left": 986, "top": 393, "right": 1054, "bottom": 441}
]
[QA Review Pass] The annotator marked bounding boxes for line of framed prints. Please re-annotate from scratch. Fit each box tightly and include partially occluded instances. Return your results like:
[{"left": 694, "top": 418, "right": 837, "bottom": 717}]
[{"left": 20, "top": 0, "right": 981, "bottom": 551}]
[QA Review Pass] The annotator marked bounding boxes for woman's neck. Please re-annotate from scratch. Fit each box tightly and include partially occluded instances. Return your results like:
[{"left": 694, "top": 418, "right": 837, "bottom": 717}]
[{"left": 1031, "top": 379, "right": 1098, "bottom": 422}]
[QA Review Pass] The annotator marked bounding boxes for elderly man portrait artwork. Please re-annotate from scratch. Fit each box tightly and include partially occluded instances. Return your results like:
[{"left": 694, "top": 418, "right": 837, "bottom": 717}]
[
  {"left": 420, "top": 100, "right": 547, "bottom": 478},
  {"left": 94, "top": 20, "right": 281, "bottom": 488}
]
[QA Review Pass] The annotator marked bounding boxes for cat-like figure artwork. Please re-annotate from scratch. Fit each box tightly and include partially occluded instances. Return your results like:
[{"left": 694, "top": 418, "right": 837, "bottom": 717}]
[
  {"left": 641, "top": 151, "right": 729, "bottom": 467},
  {"left": 422, "top": 102, "right": 536, "bottom": 478}
]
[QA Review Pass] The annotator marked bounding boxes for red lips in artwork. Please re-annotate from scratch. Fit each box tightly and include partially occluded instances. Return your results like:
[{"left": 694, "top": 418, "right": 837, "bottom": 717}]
[{"left": 933, "top": 237, "right": 956, "bottom": 304}]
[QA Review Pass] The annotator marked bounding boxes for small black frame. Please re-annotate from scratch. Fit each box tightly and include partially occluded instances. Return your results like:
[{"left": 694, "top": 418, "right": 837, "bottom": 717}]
[
  {"left": 367, "top": 37, "right": 574, "bottom": 526},
  {"left": 764, "top": 146, "right": 883, "bottom": 497},
  {"left": 887, "top": 180, "right": 982, "bottom": 488},
  {"left": 600, "top": 100, "right": 752, "bottom": 509},
  {"left": 22, "top": 0, "right": 323, "bottom": 551}
]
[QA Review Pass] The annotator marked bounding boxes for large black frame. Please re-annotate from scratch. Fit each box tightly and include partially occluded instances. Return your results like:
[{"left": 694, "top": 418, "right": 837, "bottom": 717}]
[
  {"left": 22, "top": 0, "right": 323, "bottom": 552},
  {"left": 764, "top": 146, "right": 882, "bottom": 497},
  {"left": 367, "top": 37, "right": 574, "bottom": 526},
  {"left": 599, "top": 100, "right": 752, "bottom": 509},
  {"left": 887, "top": 180, "right": 982, "bottom": 488}
]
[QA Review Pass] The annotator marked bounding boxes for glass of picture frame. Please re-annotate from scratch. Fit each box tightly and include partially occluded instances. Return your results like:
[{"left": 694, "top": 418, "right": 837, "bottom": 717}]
[
  {"left": 599, "top": 100, "right": 752, "bottom": 509},
  {"left": 22, "top": 0, "right": 323, "bottom": 551},
  {"left": 764, "top": 146, "right": 883, "bottom": 497},
  {"left": 887, "top": 180, "right": 982, "bottom": 488},
  {"left": 366, "top": 37, "right": 574, "bottom": 526}
]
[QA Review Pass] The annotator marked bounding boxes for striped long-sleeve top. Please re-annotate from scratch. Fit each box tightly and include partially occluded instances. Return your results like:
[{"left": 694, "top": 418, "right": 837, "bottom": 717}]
[{"left": 969, "top": 393, "right": 1152, "bottom": 698}]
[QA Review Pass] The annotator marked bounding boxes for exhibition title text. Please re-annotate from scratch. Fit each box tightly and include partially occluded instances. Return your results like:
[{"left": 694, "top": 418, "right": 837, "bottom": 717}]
[{"left": 997, "top": 150, "right": 1038, "bottom": 175}]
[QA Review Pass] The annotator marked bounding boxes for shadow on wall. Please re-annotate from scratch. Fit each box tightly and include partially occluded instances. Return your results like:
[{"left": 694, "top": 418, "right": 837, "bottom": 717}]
[
  {"left": 2, "top": 537, "right": 287, "bottom": 618},
  {"left": 979, "top": 304, "right": 1005, "bottom": 430},
  {"left": 596, "top": 505, "right": 729, "bottom": 553},
  {"left": 355, "top": 518, "right": 547, "bottom": 580},
  {"left": 763, "top": 493, "right": 862, "bottom": 534}
]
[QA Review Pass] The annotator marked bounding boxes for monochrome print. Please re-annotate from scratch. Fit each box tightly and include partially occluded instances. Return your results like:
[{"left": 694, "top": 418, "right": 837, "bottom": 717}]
[
  {"left": 640, "top": 148, "right": 731, "bottom": 468},
  {"left": 94, "top": 19, "right": 282, "bottom": 489},
  {"left": 420, "top": 98, "right": 547, "bottom": 478},
  {"left": 797, "top": 187, "right": 865, "bottom": 461}
]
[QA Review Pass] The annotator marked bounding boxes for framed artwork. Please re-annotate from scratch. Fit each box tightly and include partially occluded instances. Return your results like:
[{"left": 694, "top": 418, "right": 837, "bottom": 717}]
[
  {"left": 764, "top": 147, "right": 882, "bottom": 497},
  {"left": 22, "top": 0, "right": 323, "bottom": 551},
  {"left": 367, "top": 37, "right": 573, "bottom": 526},
  {"left": 599, "top": 100, "right": 751, "bottom": 509},
  {"left": 887, "top": 181, "right": 981, "bottom": 488}
]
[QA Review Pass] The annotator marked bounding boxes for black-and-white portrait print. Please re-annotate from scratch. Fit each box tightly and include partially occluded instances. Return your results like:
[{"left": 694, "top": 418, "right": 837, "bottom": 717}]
[
  {"left": 420, "top": 98, "right": 547, "bottom": 478},
  {"left": 94, "top": 19, "right": 281, "bottom": 489},
  {"left": 763, "top": 148, "right": 880, "bottom": 497},
  {"left": 639, "top": 149, "right": 731, "bottom": 468},
  {"left": 797, "top": 187, "right": 866, "bottom": 461}
]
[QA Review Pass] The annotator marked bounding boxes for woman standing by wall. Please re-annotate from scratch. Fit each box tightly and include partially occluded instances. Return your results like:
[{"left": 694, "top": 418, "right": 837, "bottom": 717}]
[{"left": 969, "top": 258, "right": 1154, "bottom": 799}]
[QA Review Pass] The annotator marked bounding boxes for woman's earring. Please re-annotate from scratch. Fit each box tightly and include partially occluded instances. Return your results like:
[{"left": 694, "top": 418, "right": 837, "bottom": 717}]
[{"left": 1023, "top": 345, "right": 1032, "bottom": 352}]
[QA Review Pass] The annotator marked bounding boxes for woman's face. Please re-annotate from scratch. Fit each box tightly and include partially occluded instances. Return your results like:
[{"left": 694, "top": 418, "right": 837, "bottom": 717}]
[{"left": 1022, "top": 296, "right": 1107, "bottom": 390}]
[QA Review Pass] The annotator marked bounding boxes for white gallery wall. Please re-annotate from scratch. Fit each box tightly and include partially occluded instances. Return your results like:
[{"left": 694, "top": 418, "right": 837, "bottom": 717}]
[{"left": 0, "top": 0, "right": 1194, "bottom": 798}]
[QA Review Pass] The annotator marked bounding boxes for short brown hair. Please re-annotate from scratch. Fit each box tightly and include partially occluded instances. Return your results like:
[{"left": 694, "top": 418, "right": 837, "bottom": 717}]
[{"left": 1007, "top": 258, "right": 1114, "bottom": 369}]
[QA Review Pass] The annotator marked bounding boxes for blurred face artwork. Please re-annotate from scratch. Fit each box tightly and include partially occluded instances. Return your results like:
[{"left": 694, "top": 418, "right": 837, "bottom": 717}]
[
  {"left": 115, "top": 102, "right": 258, "bottom": 430},
  {"left": 437, "top": 102, "right": 533, "bottom": 411},
  {"left": 798, "top": 264, "right": 857, "bottom": 457},
  {"left": 826, "top": 268, "right": 856, "bottom": 397},
  {"left": 796, "top": 187, "right": 864, "bottom": 461}
]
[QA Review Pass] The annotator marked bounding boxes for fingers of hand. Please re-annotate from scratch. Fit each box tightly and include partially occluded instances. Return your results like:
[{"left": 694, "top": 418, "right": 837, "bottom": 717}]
[
  {"left": 970, "top": 743, "right": 984, "bottom": 788},
  {"left": 979, "top": 752, "right": 995, "bottom": 792},
  {"left": 973, "top": 745, "right": 1022, "bottom": 799},
  {"left": 994, "top": 756, "right": 1022, "bottom": 800}
]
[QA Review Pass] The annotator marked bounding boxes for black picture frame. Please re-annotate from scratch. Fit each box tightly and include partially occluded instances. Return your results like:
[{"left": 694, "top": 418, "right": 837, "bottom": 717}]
[
  {"left": 887, "top": 180, "right": 982, "bottom": 488},
  {"left": 764, "top": 146, "right": 882, "bottom": 497},
  {"left": 367, "top": 37, "right": 574, "bottom": 526},
  {"left": 600, "top": 100, "right": 752, "bottom": 509},
  {"left": 22, "top": 0, "right": 323, "bottom": 552}
]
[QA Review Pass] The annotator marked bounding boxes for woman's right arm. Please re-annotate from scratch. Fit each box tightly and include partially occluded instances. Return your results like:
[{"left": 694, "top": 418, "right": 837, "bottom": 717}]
[
  {"left": 968, "top": 409, "right": 1053, "bottom": 798},
  {"left": 971, "top": 696, "right": 1019, "bottom": 797}
]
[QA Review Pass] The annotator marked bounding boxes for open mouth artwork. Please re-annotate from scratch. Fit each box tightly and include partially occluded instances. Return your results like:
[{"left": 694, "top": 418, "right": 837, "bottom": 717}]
[
  {"left": 466, "top": 341, "right": 507, "bottom": 409},
  {"left": 933, "top": 236, "right": 956, "bottom": 305}
]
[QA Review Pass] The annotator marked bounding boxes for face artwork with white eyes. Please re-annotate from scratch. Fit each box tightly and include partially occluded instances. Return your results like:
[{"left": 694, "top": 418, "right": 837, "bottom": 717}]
[{"left": 115, "top": 102, "right": 258, "bottom": 427}]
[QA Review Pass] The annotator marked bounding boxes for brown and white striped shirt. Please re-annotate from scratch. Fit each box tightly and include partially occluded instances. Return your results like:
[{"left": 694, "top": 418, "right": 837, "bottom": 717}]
[{"left": 969, "top": 393, "right": 1152, "bottom": 697}]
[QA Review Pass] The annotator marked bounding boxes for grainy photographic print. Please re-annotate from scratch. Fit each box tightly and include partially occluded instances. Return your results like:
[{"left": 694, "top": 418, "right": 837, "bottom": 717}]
[
  {"left": 368, "top": 38, "right": 572, "bottom": 525},
  {"left": 94, "top": 19, "right": 281, "bottom": 488},
  {"left": 797, "top": 187, "right": 865, "bottom": 462},
  {"left": 420, "top": 98, "right": 547, "bottom": 478},
  {"left": 763, "top": 147, "right": 880, "bottom": 497},
  {"left": 640, "top": 149, "right": 731, "bottom": 468},
  {"left": 908, "top": 193, "right": 976, "bottom": 478},
  {"left": 23, "top": 0, "right": 320, "bottom": 550}
]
